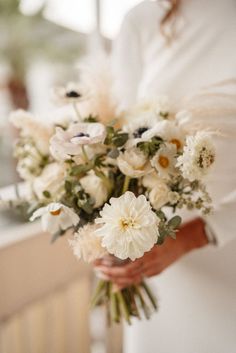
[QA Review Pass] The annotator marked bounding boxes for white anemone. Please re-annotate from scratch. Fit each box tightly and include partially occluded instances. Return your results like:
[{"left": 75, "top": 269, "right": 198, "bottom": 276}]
[
  {"left": 142, "top": 120, "right": 186, "bottom": 151},
  {"left": 50, "top": 122, "right": 106, "bottom": 160},
  {"left": 30, "top": 203, "right": 80, "bottom": 234},
  {"left": 95, "top": 191, "right": 159, "bottom": 261},
  {"left": 53, "top": 82, "right": 90, "bottom": 104}
]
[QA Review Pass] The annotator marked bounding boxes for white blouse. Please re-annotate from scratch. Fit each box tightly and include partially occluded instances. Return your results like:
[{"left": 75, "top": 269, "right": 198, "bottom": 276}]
[{"left": 111, "top": 1, "right": 236, "bottom": 352}]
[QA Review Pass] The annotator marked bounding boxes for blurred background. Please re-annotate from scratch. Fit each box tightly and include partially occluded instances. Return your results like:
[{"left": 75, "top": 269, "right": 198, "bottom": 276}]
[{"left": 0, "top": 1, "right": 143, "bottom": 352}]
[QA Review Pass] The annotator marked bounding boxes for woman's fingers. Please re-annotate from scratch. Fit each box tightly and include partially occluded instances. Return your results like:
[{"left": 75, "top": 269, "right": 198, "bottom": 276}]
[{"left": 94, "top": 260, "right": 144, "bottom": 278}]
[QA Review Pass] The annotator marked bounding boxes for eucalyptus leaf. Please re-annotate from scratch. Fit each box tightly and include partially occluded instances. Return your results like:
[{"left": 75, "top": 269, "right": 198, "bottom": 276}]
[{"left": 168, "top": 215, "right": 182, "bottom": 229}]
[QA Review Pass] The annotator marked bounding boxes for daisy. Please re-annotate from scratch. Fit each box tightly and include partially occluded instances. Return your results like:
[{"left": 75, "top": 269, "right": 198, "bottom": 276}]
[
  {"left": 95, "top": 191, "right": 159, "bottom": 261},
  {"left": 151, "top": 143, "right": 177, "bottom": 179},
  {"left": 30, "top": 203, "right": 80, "bottom": 234}
]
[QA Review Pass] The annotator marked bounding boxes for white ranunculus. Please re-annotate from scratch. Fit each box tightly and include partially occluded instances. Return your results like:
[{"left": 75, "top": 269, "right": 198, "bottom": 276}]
[
  {"left": 168, "top": 191, "right": 180, "bottom": 205},
  {"left": 30, "top": 202, "right": 80, "bottom": 234},
  {"left": 33, "top": 163, "right": 66, "bottom": 200},
  {"left": 95, "top": 191, "right": 159, "bottom": 261},
  {"left": 80, "top": 171, "right": 109, "bottom": 208},
  {"left": 10, "top": 109, "right": 53, "bottom": 155},
  {"left": 151, "top": 144, "right": 177, "bottom": 180},
  {"left": 176, "top": 131, "right": 215, "bottom": 181},
  {"left": 117, "top": 148, "right": 152, "bottom": 178},
  {"left": 69, "top": 223, "right": 107, "bottom": 263},
  {"left": 148, "top": 182, "right": 170, "bottom": 210},
  {"left": 50, "top": 122, "right": 106, "bottom": 160},
  {"left": 142, "top": 120, "right": 186, "bottom": 151}
]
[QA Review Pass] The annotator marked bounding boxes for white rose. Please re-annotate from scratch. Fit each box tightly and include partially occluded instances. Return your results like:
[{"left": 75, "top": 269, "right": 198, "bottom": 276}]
[
  {"left": 80, "top": 171, "right": 109, "bottom": 208},
  {"left": 117, "top": 148, "right": 152, "bottom": 178},
  {"left": 33, "top": 163, "right": 66, "bottom": 200},
  {"left": 149, "top": 182, "right": 170, "bottom": 210}
]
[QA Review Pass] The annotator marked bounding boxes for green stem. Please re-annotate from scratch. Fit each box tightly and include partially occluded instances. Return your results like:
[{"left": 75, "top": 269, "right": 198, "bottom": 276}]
[
  {"left": 73, "top": 102, "right": 82, "bottom": 121},
  {"left": 122, "top": 175, "right": 130, "bottom": 194},
  {"left": 117, "top": 290, "right": 131, "bottom": 325},
  {"left": 134, "top": 285, "right": 150, "bottom": 320},
  {"left": 81, "top": 145, "right": 90, "bottom": 164},
  {"left": 91, "top": 279, "right": 107, "bottom": 308},
  {"left": 94, "top": 167, "right": 113, "bottom": 194},
  {"left": 141, "top": 281, "right": 158, "bottom": 311}
]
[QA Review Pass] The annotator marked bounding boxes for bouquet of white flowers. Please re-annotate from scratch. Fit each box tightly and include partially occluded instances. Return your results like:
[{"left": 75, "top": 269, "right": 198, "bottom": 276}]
[{"left": 7, "top": 79, "right": 216, "bottom": 325}]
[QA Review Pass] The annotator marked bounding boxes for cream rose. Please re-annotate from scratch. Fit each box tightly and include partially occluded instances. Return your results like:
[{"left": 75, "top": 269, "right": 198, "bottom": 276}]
[
  {"left": 80, "top": 171, "right": 109, "bottom": 208},
  {"left": 117, "top": 148, "right": 152, "bottom": 178},
  {"left": 148, "top": 182, "right": 170, "bottom": 210}
]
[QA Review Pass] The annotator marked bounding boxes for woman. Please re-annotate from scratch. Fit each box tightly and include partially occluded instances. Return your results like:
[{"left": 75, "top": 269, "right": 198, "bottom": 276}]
[{"left": 95, "top": 1, "right": 236, "bottom": 352}]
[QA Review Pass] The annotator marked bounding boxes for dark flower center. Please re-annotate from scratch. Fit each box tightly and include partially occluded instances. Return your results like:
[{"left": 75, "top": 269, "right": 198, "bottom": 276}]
[
  {"left": 133, "top": 127, "right": 149, "bottom": 138},
  {"left": 74, "top": 132, "right": 90, "bottom": 138},
  {"left": 66, "top": 90, "right": 81, "bottom": 98}
]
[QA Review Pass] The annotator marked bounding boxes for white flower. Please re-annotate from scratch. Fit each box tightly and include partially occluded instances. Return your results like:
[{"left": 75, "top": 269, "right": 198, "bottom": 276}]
[
  {"left": 80, "top": 171, "right": 109, "bottom": 208},
  {"left": 95, "top": 191, "right": 159, "bottom": 261},
  {"left": 15, "top": 145, "right": 45, "bottom": 180},
  {"left": 142, "top": 120, "right": 186, "bottom": 151},
  {"left": 148, "top": 182, "right": 170, "bottom": 210},
  {"left": 30, "top": 203, "right": 80, "bottom": 234},
  {"left": 10, "top": 109, "right": 53, "bottom": 155},
  {"left": 50, "top": 122, "right": 106, "bottom": 160},
  {"left": 151, "top": 144, "right": 177, "bottom": 179},
  {"left": 117, "top": 148, "right": 152, "bottom": 178},
  {"left": 177, "top": 131, "right": 215, "bottom": 181},
  {"left": 69, "top": 223, "right": 107, "bottom": 263},
  {"left": 53, "top": 82, "right": 90, "bottom": 104},
  {"left": 127, "top": 96, "right": 170, "bottom": 120},
  {"left": 33, "top": 163, "right": 66, "bottom": 200},
  {"left": 142, "top": 172, "right": 163, "bottom": 189},
  {"left": 168, "top": 191, "right": 180, "bottom": 205}
]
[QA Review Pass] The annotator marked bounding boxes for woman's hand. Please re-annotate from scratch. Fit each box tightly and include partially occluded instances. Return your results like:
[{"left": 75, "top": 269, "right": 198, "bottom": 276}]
[{"left": 94, "top": 218, "right": 209, "bottom": 289}]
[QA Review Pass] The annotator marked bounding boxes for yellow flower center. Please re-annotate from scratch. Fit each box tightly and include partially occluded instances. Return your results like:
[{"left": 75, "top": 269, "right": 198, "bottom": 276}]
[
  {"left": 120, "top": 218, "right": 136, "bottom": 231},
  {"left": 158, "top": 155, "right": 169, "bottom": 168},
  {"left": 170, "top": 138, "right": 182, "bottom": 150},
  {"left": 50, "top": 208, "right": 62, "bottom": 216}
]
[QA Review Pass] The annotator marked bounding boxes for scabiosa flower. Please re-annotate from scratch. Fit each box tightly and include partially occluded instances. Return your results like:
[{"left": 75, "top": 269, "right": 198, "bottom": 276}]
[
  {"left": 177, "top": 131, "right": 215, "bottom": 181},
  {"left": 151, "top": 143, "right": 177, "bottom": 180},
  {"left": 30, "top": 203, "right": 80, "bottom": 234},
  {"left": 95, "top": 191, "right": 159, "bottom": 261},
  {"left": 69, "top": 223, "right": 107, "bottom": 263}
]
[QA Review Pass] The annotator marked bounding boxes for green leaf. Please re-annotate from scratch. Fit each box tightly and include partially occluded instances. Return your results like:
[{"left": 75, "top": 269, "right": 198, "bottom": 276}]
[
  {"left": 155, "top": 210, "right": 167, "bottom": 221},
  {"left": 42, "top": 190, "right": 51, "bottom": 198},
  {"left": 168, "top": 215, "right": 182, "bottom": 230},
  {"left": 112, "top": 132, "right": 129, "bottom": 147},
  {"left": 83, "top": 114, "right": 98, "bottom": 123},
  {"left": 70, "top": 164, "right": 92, "bottom": 176},
  {"left": 65, "top": 180, "right": 72, "bottom": 193},
  {"left": 108, "top": 148, "right": 119, "bottom": 159}
]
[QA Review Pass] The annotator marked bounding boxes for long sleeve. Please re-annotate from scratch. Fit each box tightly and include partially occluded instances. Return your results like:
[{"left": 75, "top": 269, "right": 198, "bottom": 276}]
[
  {"left": 184, "top": 81, "right": 236, "bottom": 246},
  {"left": 111, "top": 12, "right": 143, "bottom": 111}
]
